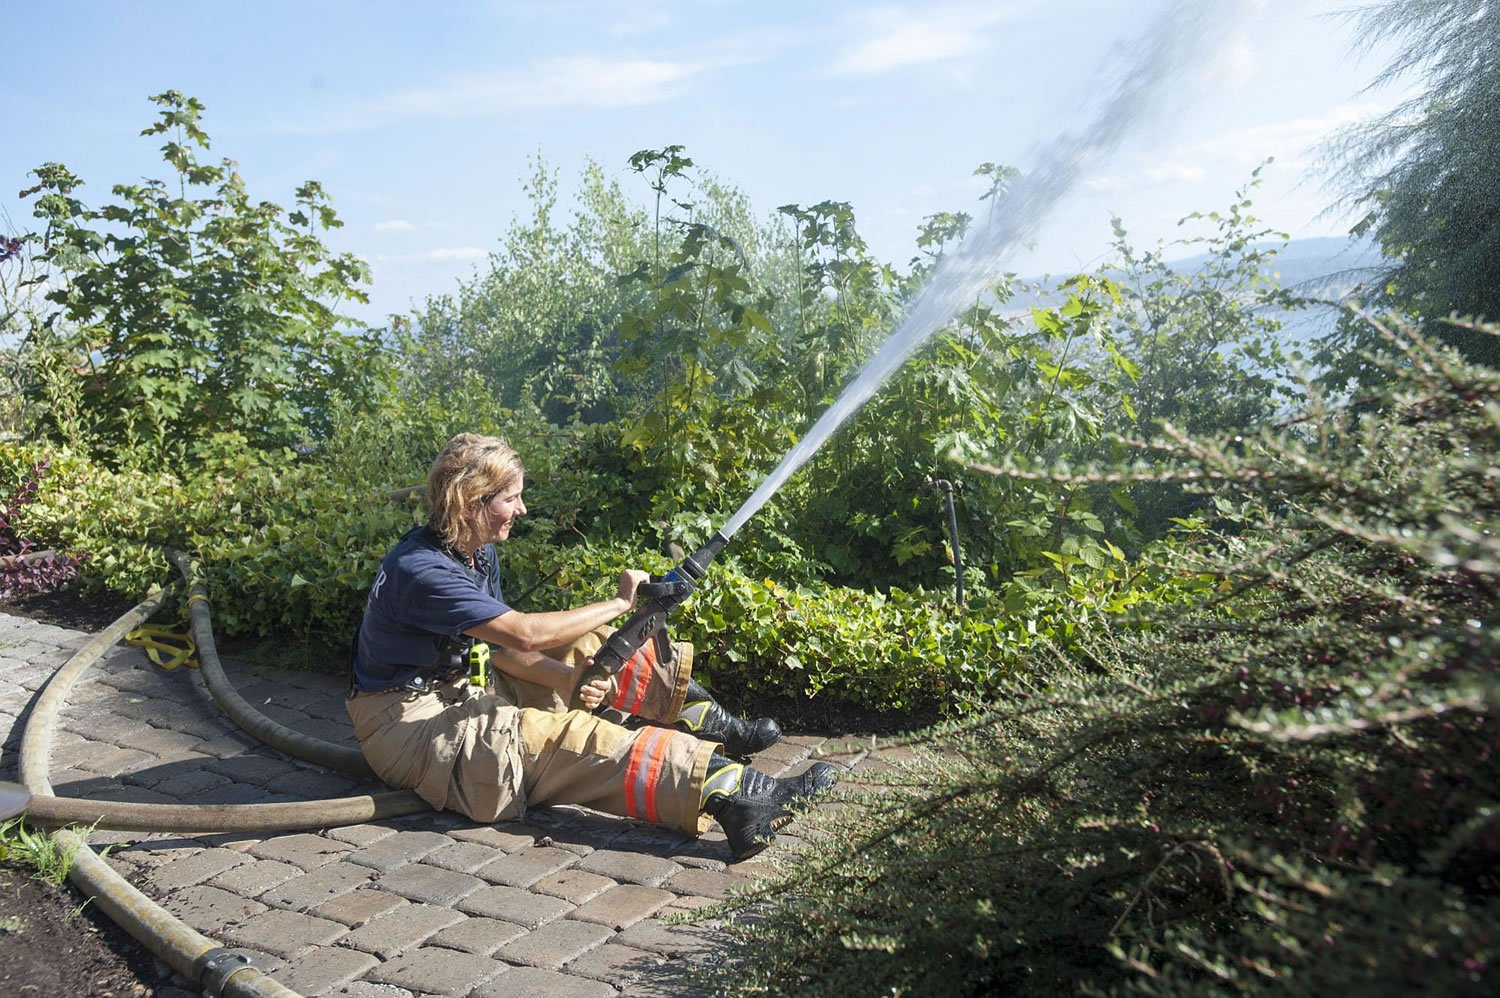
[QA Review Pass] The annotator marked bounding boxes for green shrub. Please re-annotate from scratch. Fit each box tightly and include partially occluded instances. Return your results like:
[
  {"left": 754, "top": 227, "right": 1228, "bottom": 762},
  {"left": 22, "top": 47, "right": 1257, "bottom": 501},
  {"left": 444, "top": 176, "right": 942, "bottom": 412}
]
[
  {"left": 19, "top": 92, "right": 385, "bottom": 466},
  {"left": 496, "top": 527, "right": 1206, "bottom": 711},
  {"left": 704, "top": 319, "right": 1500, "bottom": 996},
  {"left": 8, "top": 431, "right": 1203, "bottom": 709},
  {"left": 6, "top": 442, "right": 414, "bottom": 642}
]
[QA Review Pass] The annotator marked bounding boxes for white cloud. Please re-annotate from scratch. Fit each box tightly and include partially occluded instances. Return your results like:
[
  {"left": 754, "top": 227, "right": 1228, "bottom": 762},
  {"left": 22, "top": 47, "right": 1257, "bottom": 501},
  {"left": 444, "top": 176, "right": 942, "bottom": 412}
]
[
  {"left": 374, "top": 247, "right": 489, "bottom": 263},
  {"left": 1143, "top": 163, "right": 1207, "bottom": 184},
  {"left": 1083, "top": 162, "right": 1207, "bottom": 195},
  {"left": 605, "top": 1, "right": 674, "bottom": 37},
  {"left": 425, "top": 247, "right": 488, "bottom": 261},
  {"left": 1218, "top": 36, "right": 1257, "bottom": 86},
  {"left": 318, "top": 39, "right": 780, "bottom": 131},
  {"left": 375, "top": 219, "right": 415, "bottom": 232},
  {"left": 829, "top": 4, "right": 1021, "bottom": 76},
  {"left": 1178, "top": 101, "right": 1394, "bottom": 168},
  {"left": 832, "top": 23, "right": 982, "bottom": 74},
  {"left": 1083, "top": 175, "right": 1131, "bottom": 194},
  {"left": 1083, "top": 99, "right": 1396, "bottom": 200},
  {"left": 376, "top": 57, "right": 691, "bottom": 117}
]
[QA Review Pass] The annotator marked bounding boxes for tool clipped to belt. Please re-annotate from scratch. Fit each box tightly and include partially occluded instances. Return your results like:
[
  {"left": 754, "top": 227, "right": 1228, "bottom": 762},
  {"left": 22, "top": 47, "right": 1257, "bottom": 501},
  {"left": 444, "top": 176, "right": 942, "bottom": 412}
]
[{"left": 466, "top": 640, "right": 491, "bottom": 687}]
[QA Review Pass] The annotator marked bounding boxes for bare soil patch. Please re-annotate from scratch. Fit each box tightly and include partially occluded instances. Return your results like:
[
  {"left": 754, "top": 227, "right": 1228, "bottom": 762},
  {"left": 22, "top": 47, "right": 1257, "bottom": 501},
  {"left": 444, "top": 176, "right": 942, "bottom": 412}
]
[{"left": 0, "top": 860, "right": 161, "bottom": 997}]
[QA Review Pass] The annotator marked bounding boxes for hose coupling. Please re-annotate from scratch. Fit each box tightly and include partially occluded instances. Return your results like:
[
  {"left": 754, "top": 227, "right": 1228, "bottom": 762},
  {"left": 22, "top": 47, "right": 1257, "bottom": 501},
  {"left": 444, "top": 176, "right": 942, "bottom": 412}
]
[{"left": 196, "top": 947, "right": 254, "bottom": 997}]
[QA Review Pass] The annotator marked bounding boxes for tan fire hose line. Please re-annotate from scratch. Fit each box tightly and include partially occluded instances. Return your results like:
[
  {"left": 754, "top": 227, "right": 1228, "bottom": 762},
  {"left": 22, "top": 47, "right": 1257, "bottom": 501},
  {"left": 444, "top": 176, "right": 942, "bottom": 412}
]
[{"left": 15, "top": 552, "right": 434, "bottom": 996}]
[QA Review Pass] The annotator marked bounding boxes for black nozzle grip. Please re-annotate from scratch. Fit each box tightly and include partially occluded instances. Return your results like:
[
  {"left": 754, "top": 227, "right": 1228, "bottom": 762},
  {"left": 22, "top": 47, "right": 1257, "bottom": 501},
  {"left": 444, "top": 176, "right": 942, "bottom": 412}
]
[{"left": 638, "top": 579, "right": 692, "bottom": 599}]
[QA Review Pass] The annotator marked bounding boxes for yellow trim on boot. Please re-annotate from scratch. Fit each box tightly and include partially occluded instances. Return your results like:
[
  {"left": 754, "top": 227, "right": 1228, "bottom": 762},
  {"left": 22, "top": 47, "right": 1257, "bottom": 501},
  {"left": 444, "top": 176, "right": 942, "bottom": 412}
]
[
  {"left": 700, "top": 760, "right": 744, "bottom": 810},
  {"left": 676, "top": 700, "right": 713, "bottom": 732}
]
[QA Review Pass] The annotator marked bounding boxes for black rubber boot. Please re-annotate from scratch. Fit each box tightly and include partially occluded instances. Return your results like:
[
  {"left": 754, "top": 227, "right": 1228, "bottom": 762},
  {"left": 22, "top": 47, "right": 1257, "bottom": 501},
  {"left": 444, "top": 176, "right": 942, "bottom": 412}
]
[
  {"left": 675, "top": 678, "right": 781, "bottom": 759},
  {"left": 700, "top": 754, "right": 837, "bottom": 860}
]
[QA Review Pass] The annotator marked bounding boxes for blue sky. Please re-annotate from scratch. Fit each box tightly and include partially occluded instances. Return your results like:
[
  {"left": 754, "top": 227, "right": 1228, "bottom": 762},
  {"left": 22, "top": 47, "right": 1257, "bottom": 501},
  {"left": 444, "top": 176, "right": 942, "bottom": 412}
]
[{"left": 3, "top": 1, "right": 1408, "bottom": 326}]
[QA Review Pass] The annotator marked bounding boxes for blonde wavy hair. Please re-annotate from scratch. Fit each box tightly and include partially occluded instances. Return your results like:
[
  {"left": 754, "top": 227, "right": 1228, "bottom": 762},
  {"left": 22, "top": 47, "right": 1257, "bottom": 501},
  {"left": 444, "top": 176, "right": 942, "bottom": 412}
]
[{"left": 426, "top": 433, "right": 525, "bottom": 551}]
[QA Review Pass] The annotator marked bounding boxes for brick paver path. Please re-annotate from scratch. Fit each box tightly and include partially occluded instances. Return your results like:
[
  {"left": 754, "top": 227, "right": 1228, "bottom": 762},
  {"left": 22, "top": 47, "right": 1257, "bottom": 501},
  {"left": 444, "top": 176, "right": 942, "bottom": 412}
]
[{"left": 0, "top": 611, "right": 879, "bottom": 997}]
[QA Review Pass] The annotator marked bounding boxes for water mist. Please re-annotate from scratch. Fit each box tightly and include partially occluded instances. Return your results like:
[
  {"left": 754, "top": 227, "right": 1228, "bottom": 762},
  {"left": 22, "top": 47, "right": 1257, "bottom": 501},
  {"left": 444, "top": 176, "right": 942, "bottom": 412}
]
[{"left": 718, "top": 0, "right": 1243, "bottom": 540}]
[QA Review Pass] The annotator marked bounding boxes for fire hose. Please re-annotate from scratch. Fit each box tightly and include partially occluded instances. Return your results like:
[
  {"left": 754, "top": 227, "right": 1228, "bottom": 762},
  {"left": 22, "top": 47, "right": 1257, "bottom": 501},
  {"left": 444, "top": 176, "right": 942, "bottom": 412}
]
[
  {"left": 9, "top": 512, "right": 734, "bottom": 994},
  {"left": 12, "top": 550, "right": 432, "bottom": 997}
]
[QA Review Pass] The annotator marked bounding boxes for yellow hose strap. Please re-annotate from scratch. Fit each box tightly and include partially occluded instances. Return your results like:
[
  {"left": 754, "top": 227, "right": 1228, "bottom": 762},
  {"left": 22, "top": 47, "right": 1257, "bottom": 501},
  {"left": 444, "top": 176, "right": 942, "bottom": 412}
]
[{"left": 125, "top": 623, "right": 198, "bottom": 671}]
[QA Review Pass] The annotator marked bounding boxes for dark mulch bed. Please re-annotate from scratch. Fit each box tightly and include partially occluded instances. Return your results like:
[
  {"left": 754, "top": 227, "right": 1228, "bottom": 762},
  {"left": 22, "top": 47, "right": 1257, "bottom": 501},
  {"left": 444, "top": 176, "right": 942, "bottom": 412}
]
[
  {"left": 0, "top": 584, "right": 144, "bottom": 633},
  {"left": 0, "top": 860, "right": 162, "bottom": 997}
]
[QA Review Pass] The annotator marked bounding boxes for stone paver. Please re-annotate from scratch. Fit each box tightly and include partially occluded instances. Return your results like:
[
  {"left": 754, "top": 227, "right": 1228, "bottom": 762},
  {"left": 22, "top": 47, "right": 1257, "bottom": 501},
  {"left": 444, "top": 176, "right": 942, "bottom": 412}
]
[
  {"left": 163, "top": 884, "right": 270, "bottom": 935},
  {"left": 568, "top": 884, "right": 674, "bottom": 929},
  {"left": 116, "top": 726, "right": 208, "bottom": 757},
  {"left": 309, "top": 887, "right": 407, "bottom": 927},
  {"left": 531, "top": 867, "right": 616, "bottom": 904},
  {"left": 564, "top": 941, "right": 671, "bottom": 986},
  {"left": 472, "top": 965, "right": 618, "bottom": 998},
  {"left": 365, "top": 946, "right": 507, "bottom": 996},
  {"left": 155, "top": 768, "right": 231, "bottom": 798},
  {"left": 74, "top": 745, "right": 158, "bottom": 777},
  {"left": 246, "top": 832, "right": 355, "bottom": 869},
  {"left": 428, "top": 914, "right": 529, "bottom": 955},
  {"left": 341, "top": 901, "right": 465, "bottom": 959},
  {"left": 145, "top": 847, "right": 250, "bottom": 891},
  {"left": 448, "top": 823, "right": 548, "bottom": 852},
  {"left": 573, "top": 849, "right": 682, "bottom": 887},
  {"left": 206, "top": 753, "right": 302, "bottom": 785},
  {"left": 424, "top": 839, "right": 503, "bottom": 873},
  {"left": 344, "top": 829, "right": 452, "bottom": 872},
  {"left": 459, "top": 884, "right": 574, "bottom": 929},
  {"left": 323, "top": 823, "right": 400, "bottom": 848},
  {"left": 273, "top": 946, "right": 380, "bottom": 997},
  {"left": 260, "top": 861, "right": 376, "bottom": 910},
  {"left": 660, "top": 866, "right": 753, "bottom": 900},
  {"left": 0, "top": 609, "right": 864, "bottom": 997},
  {"left": 614, "top": 918, "right": 733, "bottom": 959},
  {"left": 478, "top": 845, "right": 579, "bottom": 887},
  {"left": 376, "top": 862, "right": 486, "bottom": 906},
  {"left": 223, "top": 908, "right": 351, "bottom": 959},
  {"left": 209, "top": 858, "right": 304, "bottom": 897},
  {"left": 494, "top": 918, "right": 615, "bottom": 969}
]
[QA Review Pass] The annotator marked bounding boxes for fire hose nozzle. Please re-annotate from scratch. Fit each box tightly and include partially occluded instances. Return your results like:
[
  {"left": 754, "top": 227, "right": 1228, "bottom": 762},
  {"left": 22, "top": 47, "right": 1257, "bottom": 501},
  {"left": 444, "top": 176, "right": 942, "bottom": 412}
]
[{"left": 587, "top": 531, "right": 730, "bottom": 679}]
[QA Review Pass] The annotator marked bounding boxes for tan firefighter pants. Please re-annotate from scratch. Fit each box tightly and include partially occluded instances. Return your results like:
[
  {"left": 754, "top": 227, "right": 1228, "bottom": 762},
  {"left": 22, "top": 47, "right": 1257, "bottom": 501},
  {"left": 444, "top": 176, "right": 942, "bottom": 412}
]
[{"left": 346, "top": 626, "right": 714, "bottom": 835}]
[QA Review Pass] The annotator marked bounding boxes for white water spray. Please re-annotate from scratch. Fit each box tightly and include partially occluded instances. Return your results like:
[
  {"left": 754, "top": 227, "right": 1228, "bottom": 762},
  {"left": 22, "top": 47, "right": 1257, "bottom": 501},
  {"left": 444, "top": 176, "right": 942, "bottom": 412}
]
[{"left": 719, "top": 0, "right": 1238, "bottom": 540}]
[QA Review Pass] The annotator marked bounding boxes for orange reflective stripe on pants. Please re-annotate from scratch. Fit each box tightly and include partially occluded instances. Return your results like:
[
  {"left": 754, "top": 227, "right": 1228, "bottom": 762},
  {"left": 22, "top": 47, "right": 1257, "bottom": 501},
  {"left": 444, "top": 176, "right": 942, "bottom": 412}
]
[
  {"left": 613, "top": 640, "right": 657, "bottom": 715},
  {"left": 623, "top": 725, "right": 674, "bottom": 822},
  {"left": 517, "top": 707, "right": 714, "bottom": 836},
  {"left": 534, "top": 625, "right": 693, "bottom": 723}
]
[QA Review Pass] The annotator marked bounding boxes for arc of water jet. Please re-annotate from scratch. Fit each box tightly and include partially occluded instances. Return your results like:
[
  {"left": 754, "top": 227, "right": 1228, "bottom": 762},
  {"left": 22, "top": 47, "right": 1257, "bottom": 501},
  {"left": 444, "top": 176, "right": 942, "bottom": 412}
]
[{"left": 720, "top": 0, "right": 1240, "bottom": 540}]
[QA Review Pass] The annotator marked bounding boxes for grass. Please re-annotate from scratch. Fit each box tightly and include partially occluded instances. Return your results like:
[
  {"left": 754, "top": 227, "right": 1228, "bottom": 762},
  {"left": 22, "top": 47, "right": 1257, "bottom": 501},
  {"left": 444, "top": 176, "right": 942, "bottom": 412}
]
[{"left": 0, "top": 817, "right": 82, "bottom": 886}]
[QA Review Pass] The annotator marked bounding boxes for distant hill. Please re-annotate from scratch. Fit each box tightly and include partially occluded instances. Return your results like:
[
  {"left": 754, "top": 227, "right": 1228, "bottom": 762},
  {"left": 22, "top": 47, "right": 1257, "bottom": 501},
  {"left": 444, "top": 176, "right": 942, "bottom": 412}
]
[
  {"left": 1164, "top": 235, "right": 1383, "bottom": 299},
  {"left": 1006, "top": 235, "right": 1386, "bottom": 359},
  {"left": 1012, "top": 235, "right": 1382, "bottom": 304}
]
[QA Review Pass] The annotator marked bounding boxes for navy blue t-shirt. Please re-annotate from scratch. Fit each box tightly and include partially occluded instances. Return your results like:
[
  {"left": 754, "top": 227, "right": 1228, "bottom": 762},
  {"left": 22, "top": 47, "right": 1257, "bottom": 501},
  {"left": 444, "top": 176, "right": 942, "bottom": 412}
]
[{"left": 353, "top": 525, "right": 511, "bottom": 692}]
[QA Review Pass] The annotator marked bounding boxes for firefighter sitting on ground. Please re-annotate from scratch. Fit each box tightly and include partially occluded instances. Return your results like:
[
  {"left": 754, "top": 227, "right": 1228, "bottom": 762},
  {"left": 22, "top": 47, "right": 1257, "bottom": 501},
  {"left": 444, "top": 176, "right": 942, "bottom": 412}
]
[{"left": 347, "top": 432, "right": 834, "bottom": 859}]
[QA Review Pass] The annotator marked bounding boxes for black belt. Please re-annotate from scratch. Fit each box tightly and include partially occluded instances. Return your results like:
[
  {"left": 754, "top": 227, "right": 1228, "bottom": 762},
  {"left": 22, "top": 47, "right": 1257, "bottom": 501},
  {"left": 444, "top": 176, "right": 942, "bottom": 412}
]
[
  {"left": 352, "top": 668, "right": 465, "bottom": 697},
  {"left": 398, "top": 671, "right": 464, "bottom": 693}
]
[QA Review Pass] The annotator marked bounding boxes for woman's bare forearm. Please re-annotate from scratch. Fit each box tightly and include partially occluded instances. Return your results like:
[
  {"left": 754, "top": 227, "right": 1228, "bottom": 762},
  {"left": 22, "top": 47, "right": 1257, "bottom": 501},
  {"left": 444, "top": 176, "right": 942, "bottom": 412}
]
[
  {"left": 489, "top": 647, "right": 578, "bottom": 692},
  {"left": 468, "top": 599, "right": 630, "bottom": 653}
]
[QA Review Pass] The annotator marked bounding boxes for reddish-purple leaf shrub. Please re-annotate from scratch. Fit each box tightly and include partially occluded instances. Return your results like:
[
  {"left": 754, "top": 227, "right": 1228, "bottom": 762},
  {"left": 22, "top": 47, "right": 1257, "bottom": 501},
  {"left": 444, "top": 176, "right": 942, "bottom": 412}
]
[{"left": 1, "top": 459, "right": 83, "bottom": 599}]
